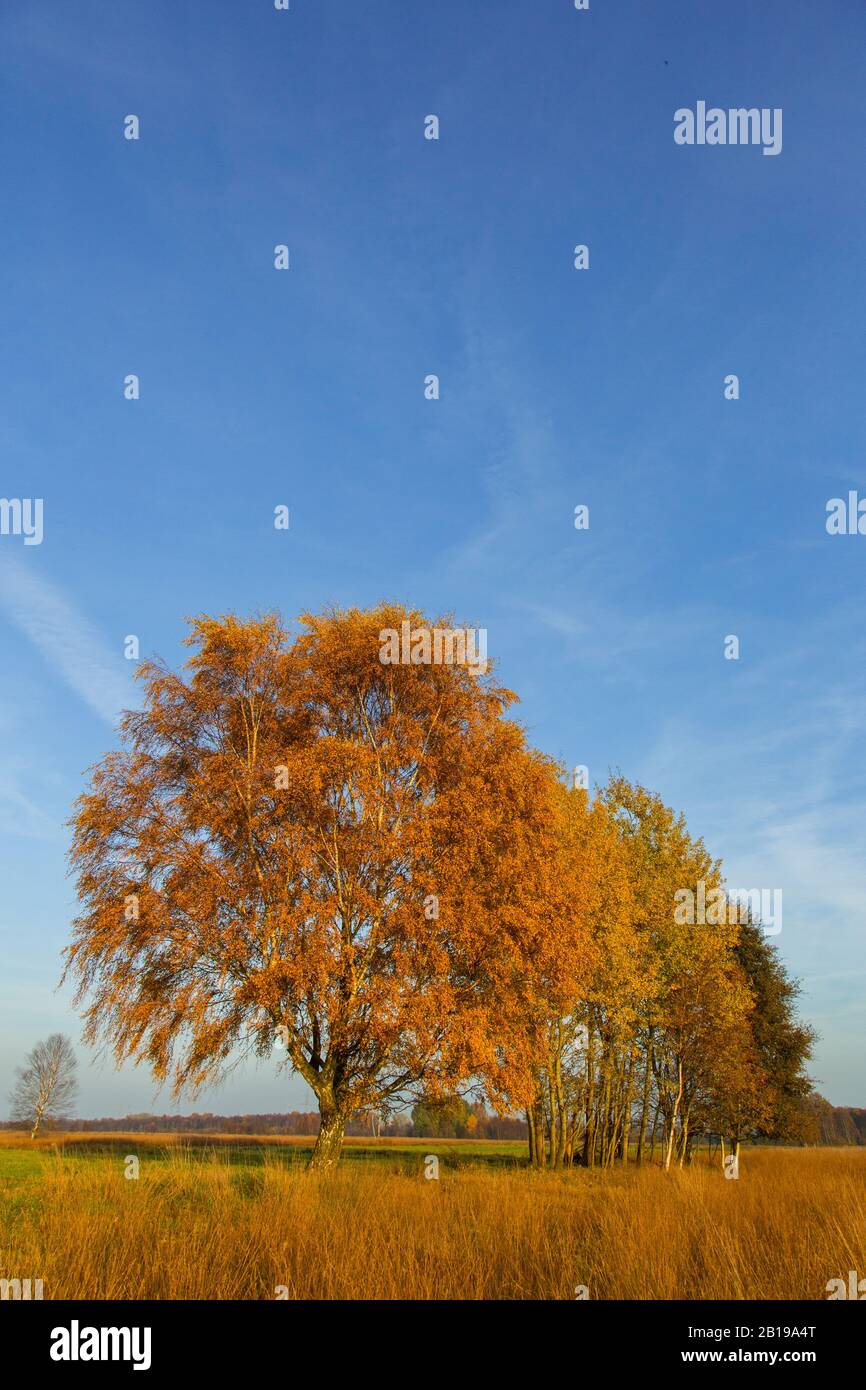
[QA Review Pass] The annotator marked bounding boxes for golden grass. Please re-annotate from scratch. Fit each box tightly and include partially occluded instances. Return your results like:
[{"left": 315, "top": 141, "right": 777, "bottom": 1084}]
[{"left": 2, "top": 1143, "right": 864, "bottom": 1300}]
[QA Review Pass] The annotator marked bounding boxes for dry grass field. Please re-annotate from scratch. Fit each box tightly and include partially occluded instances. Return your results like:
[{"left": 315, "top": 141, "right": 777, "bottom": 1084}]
[{"left": 1, "top": 1135, "right": 864, "bottom": 1300}]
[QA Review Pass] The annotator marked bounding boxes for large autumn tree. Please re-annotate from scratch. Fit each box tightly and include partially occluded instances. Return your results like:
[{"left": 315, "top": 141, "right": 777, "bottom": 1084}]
[{"left": 64, "top": 604, "right": 547, "bottom": 1167}]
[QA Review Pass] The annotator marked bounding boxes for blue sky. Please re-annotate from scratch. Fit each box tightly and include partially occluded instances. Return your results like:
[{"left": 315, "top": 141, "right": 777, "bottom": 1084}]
[{"left": 1, "top": 0, "right": 864, "bottom": 1115}]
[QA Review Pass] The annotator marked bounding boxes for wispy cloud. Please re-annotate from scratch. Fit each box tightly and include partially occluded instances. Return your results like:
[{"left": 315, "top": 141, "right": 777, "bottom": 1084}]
[
  {"left": 0, "top": 558, "right": 133, "bottom": 725},
  {"left": 635, "top": 686, "right": 866, "bottom": 1096},
  {"left": 0, "top": 764, "right": 59, "bottom": 840}
]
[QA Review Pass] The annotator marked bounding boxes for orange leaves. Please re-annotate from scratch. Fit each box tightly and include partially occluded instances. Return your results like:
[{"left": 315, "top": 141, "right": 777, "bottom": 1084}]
[
  {"left": 63, "top": 605, "right": 540, "bottom": 1137},
  {"left": 63, "top": 607, "right": 804, "bottom": 1165}
]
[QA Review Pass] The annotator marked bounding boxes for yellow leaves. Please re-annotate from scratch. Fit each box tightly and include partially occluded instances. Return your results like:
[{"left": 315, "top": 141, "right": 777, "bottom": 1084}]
[{"left": 63, "top": 609, "right": 789, "bottom": 1151}]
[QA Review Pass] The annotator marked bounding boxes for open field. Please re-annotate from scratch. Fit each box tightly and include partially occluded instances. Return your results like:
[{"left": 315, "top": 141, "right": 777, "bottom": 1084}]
[
  {"left": 2, "top": 1136, "right": 865, "bottom": 1300},
  {"left": 0, "top": 1130, "right": 527, "bottom": 1173}
]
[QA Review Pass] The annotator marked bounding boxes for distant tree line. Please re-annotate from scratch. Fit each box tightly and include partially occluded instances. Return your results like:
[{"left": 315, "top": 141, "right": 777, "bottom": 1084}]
[
  {"left": 0, "top": 1104, "right": 525, "bottom": 1140},
  {"left": 8, "top": 1095, "right": 863, "bottom": 1144},
  {"left": 802, "top": 1094, "right": 866, "bottom": 1146}
]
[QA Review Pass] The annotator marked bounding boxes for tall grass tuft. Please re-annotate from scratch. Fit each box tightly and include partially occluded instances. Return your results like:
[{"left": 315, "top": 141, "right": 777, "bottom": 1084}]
[{"left": 1, "top": 1144, "right": 864, "bottom": 1300}]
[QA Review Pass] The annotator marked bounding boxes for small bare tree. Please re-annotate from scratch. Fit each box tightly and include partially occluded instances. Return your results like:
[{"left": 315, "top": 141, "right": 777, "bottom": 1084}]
[{"left": 9, "top": 1034, "right": 79, "bottom": 1139}]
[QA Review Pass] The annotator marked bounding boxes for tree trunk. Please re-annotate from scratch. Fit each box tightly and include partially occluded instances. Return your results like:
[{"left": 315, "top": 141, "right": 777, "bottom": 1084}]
[
  {"left": 664, "top": 1060, "right": 683, "bottom": 1173},
  {"left": 636, "top": 1035, "right": 653, "bottom": 1166},
  {"left": 649, "top": 1104, "right": 661, "bottom": 1163},
  {"left": 528, "top": 1103, "right": 544, "bottom": 1167},
  {"left": 527, "top": 1097, "right": 545, "bottom": 1167},
  {"left": 583, "top": 1027, "right": 596, "bottom": 1168},
  {"left": 599, "top": 1063, "right": 613, "bottom": 1167},
  {"left": 530, "top": 1100, "right": 544, "bottom": 1167},
  {"left": 620, "top": 1046, "right": 636, "bottom": 1165},
  {"left": 678, "top": 1109, "right": 690, "bottom": 1168},
  {"left": 551, "top": 1042, "right": 568, "bottom": 1170},
  {"left": 309, "top": 1105, "right": 346, "bottom": 1170},
  {"left": 564, "top": 1111, "right": 579, "bottom": 1166},
  {"left": 547, "top": 1069, "right": 558, "bottom": 1170}
]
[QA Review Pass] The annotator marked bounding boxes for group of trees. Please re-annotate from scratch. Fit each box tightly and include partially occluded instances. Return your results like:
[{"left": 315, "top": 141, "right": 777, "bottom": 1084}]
[
  {"left": 803, "top": 1095, "right": 866, "bottom": 1146},
  {"left": 61, "top": 604, "right": 814, "bottom": 1169},
  {"left": 506, "top": 779, "right": 815, "bottom": 1169}
]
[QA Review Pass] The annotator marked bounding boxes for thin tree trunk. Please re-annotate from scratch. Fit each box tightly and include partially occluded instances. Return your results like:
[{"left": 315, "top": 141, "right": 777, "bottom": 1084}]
[
  {"left": 620, "top": 1046, "right": 636, "bottom": 1165},
  {"left": 648, "top": 1104, "right": 660, "bottom": 1163},
  {"left": 552, "top": 1039, "right": 568, "bottom": 1170},
  {"left": 678, "top": 1109, "right": 690, "bottom": 1169},
  {"left": 564, "top": 1111, "right": 579, "bottom": 1166},
  {"left": 598, "top": 1051, "right": 612, "bottom": 1167},
  {"left": 636, "top": 1034, "right": 653, "bottom": 1166},
  {"left": 664, "top": 1060, "right": 683, "bottom": 1173},
  {"left": 583, "top": 1028, "right": 596, "bottom": 1168},
  {"left": 528, "top": 1096, "right": 545, "bottom": 1168},
  {"left": 547, "top": 1068, "right": 558, "bottom": 1170}
]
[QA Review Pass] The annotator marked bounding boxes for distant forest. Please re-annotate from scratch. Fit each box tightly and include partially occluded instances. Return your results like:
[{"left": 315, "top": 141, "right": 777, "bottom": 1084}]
[
  {"left": 0, "top": 1101, "right": 522, "bottom": 1140},
  {"left": 2, "top": 1092, "right": 862, "bottom": 1144},
  {"left": 804, "top": 1095, "right": 866, "bottom": 1146}
]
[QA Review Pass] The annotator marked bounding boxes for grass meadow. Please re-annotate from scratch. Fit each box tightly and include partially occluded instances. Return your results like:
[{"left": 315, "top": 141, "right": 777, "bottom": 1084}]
[{"left": 1, "top": 1134, "right": 864, "bottom": 1300}]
